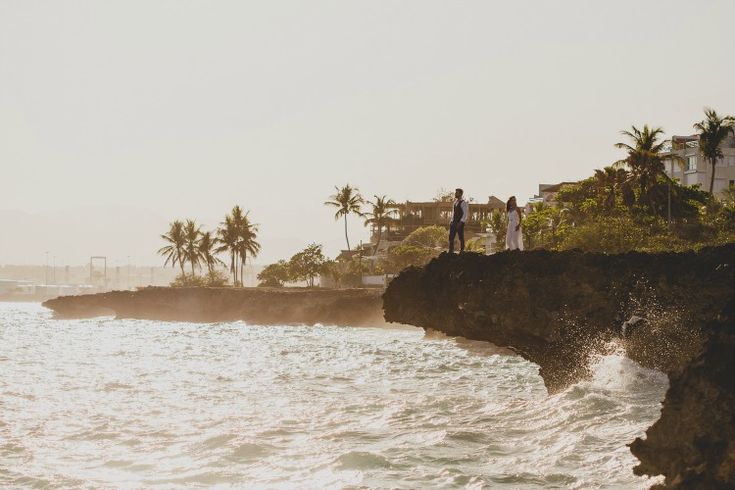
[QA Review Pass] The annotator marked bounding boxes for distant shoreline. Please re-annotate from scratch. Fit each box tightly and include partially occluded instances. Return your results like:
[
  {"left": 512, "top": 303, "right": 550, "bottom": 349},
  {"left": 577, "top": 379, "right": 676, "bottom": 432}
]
[{"left": 42, "top": 286, "right": 391, "bottom": 328}]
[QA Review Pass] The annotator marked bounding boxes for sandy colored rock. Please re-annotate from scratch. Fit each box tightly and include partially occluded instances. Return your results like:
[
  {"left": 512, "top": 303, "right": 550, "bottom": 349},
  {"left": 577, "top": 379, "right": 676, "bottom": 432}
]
[{"left": 43, "top": 287, "right": 387, "bottom": 327}]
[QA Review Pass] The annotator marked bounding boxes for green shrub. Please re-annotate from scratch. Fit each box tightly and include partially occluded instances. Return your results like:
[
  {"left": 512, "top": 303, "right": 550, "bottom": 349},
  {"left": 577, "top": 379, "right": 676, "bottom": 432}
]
[
  {"left": 171, "top": 270, "right": 229, "bottom": 287},
  {"left": 558, "top": 216, "right": 656, "bottom": 253}
]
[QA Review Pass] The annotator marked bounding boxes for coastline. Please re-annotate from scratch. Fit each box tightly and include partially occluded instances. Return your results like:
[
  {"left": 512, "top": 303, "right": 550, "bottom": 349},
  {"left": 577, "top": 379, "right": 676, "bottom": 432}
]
[
  {"left": 42, "top": 286, "right": 391, "bottom": 328},
  {"left": 39, "top": 245, "right": 735, "bottom": 488}
]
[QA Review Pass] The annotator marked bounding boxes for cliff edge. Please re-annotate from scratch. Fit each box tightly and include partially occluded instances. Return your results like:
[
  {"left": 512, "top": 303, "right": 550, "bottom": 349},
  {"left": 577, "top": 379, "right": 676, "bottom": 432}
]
[{"left": 383, "top": 245, "right": 735, "bottom": 488}]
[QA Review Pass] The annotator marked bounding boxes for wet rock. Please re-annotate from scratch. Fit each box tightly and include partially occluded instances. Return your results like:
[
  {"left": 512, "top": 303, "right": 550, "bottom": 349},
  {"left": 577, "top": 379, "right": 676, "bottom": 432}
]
[
  {"left": 621, "top": 315, "right": 647, "bottom": 338},
  {"left": 630, "top": 299, "right": 735, "bottom": 489}
]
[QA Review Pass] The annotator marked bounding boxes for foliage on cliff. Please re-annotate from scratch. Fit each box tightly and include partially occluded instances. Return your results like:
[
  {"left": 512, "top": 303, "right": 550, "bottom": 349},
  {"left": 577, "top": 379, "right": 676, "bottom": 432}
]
[
  {"left": 522, "top": 179, "right": 735, "bottom": 253},
  {"left": 171, "top": 270, "right": 228, "bottom": 287},
  {"left": 518, "top": 113, "right": 735, "bottom": 253},
  {"left": 381, "top": 226, "right": 446, "bottom": 273}
]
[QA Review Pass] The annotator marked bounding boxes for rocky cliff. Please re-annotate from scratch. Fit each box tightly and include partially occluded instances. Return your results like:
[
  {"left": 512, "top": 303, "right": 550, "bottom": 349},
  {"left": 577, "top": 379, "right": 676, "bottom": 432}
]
[
  {"left": 383, "top": 245, "right": 735, "bottom": 488},
  {"left": 43, "top": 287, "right": 386, "bottom": 327},
  {"left": 630, "top": 298, "right": 735, "bottom": 489}
]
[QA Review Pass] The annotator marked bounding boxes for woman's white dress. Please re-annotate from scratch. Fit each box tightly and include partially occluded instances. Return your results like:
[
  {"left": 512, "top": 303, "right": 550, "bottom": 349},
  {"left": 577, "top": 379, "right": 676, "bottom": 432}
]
[{"left": 506, "top": 209, "right": 524, "bottom": 251}]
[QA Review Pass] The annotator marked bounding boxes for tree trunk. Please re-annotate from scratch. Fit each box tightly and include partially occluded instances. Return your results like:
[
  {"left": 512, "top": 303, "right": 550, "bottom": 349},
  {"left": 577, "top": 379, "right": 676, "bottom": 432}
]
[
  {"left": 234, "top": 254, "right": 239, "bottom": 287},
  {"left": 179, "top": 257, "right": 185, "bottom": 278},
  {"left": 190, "top": 260, "right": 195, "bottom": 277},
  {"left": 374, "top": 227, "right": 382, "bottom": 256},
  {"left": 240, "top": 252, "right": 246, "bottom": 286},
  {"left": 230, "top": 253, "right": 236, "bottom": 286},
  {"left": 709, "top": 157, "right": 716, "bottom": 194},
  {"left": 344, "top": 215, "right": 350, "bottom": 251}
]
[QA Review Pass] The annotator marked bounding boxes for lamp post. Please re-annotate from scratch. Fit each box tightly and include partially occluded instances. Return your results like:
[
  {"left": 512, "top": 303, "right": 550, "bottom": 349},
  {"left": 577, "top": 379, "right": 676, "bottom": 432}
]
[
  {"left": 667, "top": 138, "right": 677, "bottom": 230},
  {"left": 668, "top": 158, "right": 672, "bottom": 229}
]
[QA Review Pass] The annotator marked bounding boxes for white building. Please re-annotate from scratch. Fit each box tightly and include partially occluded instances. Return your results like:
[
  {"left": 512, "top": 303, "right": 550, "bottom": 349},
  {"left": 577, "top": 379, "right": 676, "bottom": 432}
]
[
  {"left": 526, "top": 182, "right": 577, "bottom": 211},
  {"left": 663, "top": 133, "right": 735, "bottom": 196}
]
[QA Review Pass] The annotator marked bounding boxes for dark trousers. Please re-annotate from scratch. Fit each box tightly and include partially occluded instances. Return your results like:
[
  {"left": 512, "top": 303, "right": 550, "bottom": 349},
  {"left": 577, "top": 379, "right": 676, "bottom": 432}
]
[{"left": 448, "top": 221, "right": 465, "bottom": 253}]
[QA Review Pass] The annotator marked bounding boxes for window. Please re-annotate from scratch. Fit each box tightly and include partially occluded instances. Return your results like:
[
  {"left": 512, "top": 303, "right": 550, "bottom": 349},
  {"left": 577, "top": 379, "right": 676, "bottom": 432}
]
[{"left": 686, "top": 156, "right": 697, "bottom": 171}]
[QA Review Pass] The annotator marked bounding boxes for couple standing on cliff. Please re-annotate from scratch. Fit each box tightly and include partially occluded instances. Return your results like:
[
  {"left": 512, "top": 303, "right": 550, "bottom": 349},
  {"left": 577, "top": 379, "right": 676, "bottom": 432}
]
[{"left": 448, "top": 188, "right": 524, "bottom": 253}]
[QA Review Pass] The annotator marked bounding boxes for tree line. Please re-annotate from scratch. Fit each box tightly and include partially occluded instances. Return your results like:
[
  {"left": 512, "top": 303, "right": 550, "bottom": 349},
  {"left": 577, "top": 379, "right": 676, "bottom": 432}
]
[
  {"left": 257, "top": 243, "right": 327, "bottom": 287},
  {"left": 520, "top": 107, "right": 735, "bottom": 252},
  {"left": 160, "top": 107, "right": 734, "bottom": 287},
  {"left": 324, "top": 185, "right": 398, "bottom": 255},
  {"left": 254, "top": 186, "right": 401, "bottom": 288},
  {"left": 158, "top": 205, "right": 260, "bottom": 286}
]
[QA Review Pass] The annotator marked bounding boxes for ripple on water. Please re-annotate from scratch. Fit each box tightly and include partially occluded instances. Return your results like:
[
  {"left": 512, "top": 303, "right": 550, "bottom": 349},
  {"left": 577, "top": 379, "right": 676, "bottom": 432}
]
[
  {"left": 226, "top": 442, "right": 272, "bottom": 462},
  {"left": 335, "top": 451, "right": 391, "bottom": 470}
]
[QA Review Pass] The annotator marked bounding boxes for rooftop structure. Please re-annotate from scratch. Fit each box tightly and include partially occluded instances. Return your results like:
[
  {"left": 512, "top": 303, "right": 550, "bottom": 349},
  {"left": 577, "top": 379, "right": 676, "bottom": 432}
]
[{"left": 527, "top": 182, "right": 577, "bottom": 209}]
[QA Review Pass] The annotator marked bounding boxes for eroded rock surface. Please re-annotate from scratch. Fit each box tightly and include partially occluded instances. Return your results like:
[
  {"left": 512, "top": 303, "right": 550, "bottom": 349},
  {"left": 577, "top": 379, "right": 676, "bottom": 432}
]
[
  {"left": 630, "top": 299, "right": 735, "bottom": 489},
  {"left": 382, "top": 245, "right": 735, "bottom": 488}
]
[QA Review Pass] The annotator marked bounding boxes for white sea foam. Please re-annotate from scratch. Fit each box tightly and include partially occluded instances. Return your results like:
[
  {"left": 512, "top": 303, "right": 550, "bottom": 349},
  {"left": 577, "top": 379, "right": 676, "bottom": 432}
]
[{"left": 0, "top": 303, "right": 666, "bottom": 489}]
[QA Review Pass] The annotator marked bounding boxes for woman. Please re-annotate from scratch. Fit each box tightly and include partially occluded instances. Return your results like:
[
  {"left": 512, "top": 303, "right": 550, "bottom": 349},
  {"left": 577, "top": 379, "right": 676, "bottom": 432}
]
[{"left": 505, "top": 196, "right": 524, "bottom": 251}]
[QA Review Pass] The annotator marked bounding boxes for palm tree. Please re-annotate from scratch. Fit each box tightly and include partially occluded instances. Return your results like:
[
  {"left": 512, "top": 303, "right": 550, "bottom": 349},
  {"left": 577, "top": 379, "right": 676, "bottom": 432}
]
[
  {"left": 487, "top": 209, "right": 505, "bottom": 251},
  {"left": 198, "top": 231, "right": 223, "bottom": 275},
  {"left": 216, "top": 205, "right": 261, "bottom": 287},
  {"left": 694, "top": 108, "right": 735, "bottom": 194},
  {"left": 229, "top": 205, "right": 246, "bottom": 285},
  {"left": 593, "top": 166, "right": 631, "bottom": 211},
  {"left": 546, "top": 207, "right": 569, "bottom": 248},
  {"left": 325, "top": 184, "right": 364, "bottom": 250},
  {"left": 182, "top": 219, "right": 202, "bottom": 276},
  {"left": 158, "top": 220, "right": 186, "bottom": 277},
  {"left": 614, "top": 125, "right": 668, "bottom": 208},
  {"left": 363, "top": 195, "right": 397, "bottom": 255},
  {"left": 236, "top": 213, "right": 261, "bottom": 286},
  {"left": 217, "top": 209, "right": 242, "bottom": 286}
]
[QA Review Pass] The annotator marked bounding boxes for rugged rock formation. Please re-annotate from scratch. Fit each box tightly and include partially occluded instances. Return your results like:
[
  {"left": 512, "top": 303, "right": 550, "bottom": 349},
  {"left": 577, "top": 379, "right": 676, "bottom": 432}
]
[
  {"left": 43, "top": 287, "right": 387, "bottom": 327},
  {"left": 383, "top": 245, "right": 735, "bottom": 488},
  {"left": 630, "top": 299, "right": 735, "bottom": 489}
]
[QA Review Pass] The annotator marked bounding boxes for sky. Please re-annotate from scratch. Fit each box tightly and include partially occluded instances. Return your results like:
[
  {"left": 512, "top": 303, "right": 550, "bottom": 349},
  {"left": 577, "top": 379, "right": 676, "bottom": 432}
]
[{"left": 1, "top": 0, "right": 734, "bottom": 266}]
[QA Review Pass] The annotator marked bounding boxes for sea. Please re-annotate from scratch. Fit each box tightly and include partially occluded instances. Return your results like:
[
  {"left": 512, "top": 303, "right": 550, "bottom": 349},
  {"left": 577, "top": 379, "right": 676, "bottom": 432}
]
[{"left": 1, "top": 302, "right": 667, "bottom": 489}]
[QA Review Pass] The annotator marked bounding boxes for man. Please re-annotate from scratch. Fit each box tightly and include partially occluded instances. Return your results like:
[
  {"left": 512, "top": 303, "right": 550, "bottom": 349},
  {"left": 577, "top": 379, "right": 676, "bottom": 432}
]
[{"left": 448, "top": 188, "right": 469, "bottom": 253}]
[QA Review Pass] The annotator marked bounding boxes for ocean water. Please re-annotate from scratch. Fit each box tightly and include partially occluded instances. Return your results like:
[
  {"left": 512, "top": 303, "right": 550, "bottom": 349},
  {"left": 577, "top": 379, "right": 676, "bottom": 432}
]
[{"left": 1, "top": 302, "right": 667, "bottom": 489}]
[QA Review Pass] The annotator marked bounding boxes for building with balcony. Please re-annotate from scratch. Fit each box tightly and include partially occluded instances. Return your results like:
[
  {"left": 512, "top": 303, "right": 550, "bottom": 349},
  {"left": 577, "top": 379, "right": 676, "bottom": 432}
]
[{"left": 663, "top": 133, "right": 735, "bottom": 196}]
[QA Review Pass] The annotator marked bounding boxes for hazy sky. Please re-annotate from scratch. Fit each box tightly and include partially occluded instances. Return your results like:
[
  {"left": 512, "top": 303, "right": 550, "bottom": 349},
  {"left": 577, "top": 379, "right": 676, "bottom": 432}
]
[{"left": 1, "top": 0, "right": 734, "bottom": 266}]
